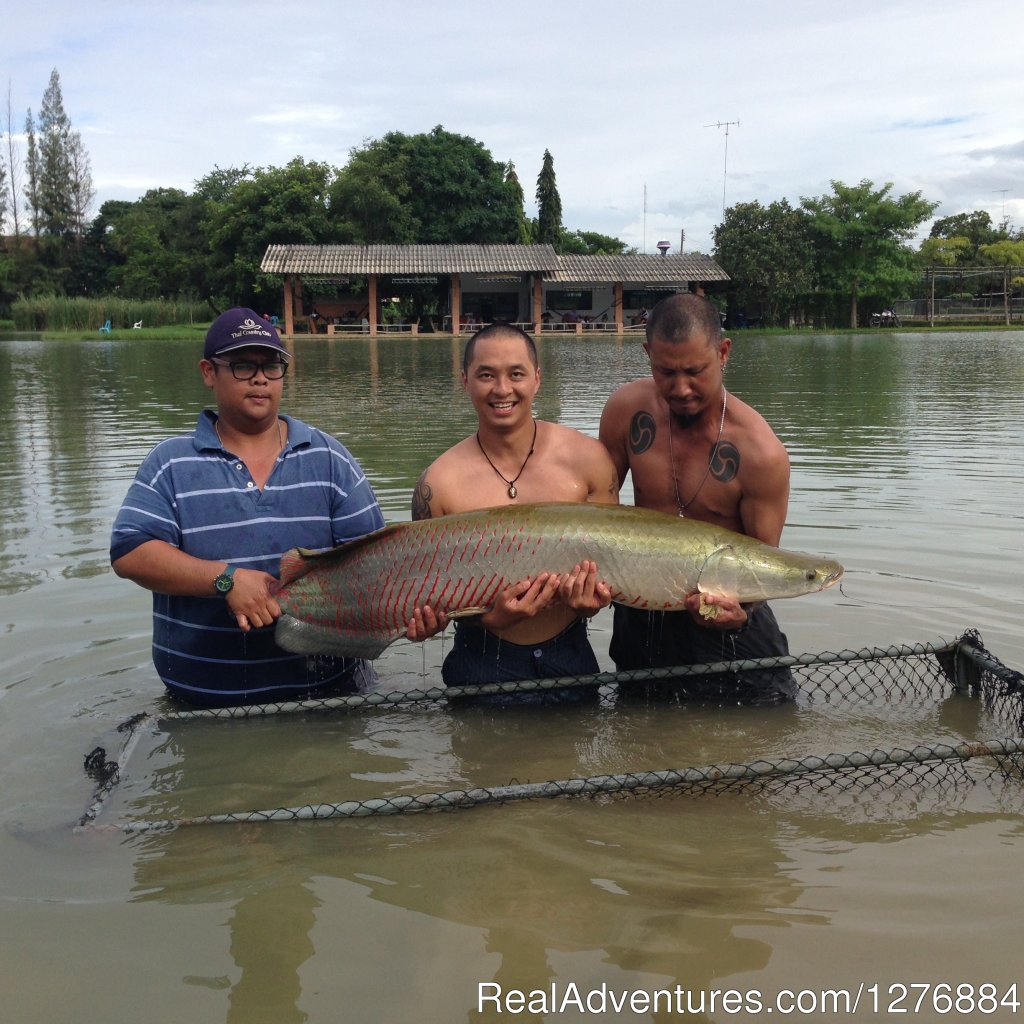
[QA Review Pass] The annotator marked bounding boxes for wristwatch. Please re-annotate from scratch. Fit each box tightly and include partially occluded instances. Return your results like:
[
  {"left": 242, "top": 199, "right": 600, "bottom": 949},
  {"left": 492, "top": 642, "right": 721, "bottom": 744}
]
[{"left": 214, "top": 564, "right": 237, "bottom": 595}]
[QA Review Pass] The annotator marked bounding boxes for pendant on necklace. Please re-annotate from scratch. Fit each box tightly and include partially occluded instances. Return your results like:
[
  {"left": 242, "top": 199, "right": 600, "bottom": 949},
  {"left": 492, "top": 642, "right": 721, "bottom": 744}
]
[
  {"left": 508, "top": 484, "right": 518, "bottom": 499},
  {"left": 678, "top": 509, "right": 686, "bottom": 518}
]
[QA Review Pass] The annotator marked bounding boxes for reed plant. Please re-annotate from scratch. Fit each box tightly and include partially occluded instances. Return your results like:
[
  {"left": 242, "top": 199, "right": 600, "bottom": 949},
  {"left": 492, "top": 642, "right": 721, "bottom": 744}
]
[{"left": 12, "top": 295, "right": 214, "bottom": 332}]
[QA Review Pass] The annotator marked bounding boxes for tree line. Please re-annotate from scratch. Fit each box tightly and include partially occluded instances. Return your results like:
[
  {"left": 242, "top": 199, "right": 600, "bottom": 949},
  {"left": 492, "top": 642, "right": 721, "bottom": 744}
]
[
  {"left": 714, "top": 190, "right": 1024, "bottom": 328},
  {"left": 2, "top": 69, "right": 1022, "bottom": 328}
]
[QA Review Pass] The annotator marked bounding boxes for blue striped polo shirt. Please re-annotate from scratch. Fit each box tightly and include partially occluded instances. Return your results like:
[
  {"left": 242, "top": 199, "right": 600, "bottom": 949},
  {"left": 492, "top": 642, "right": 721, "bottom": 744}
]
[{"left": 111, "top": 410, "right": 386, "bottom": 706}]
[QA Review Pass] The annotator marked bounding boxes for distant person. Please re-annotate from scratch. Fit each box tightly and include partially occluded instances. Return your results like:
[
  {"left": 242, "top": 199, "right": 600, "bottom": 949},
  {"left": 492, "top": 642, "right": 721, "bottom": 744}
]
[
  {"left": 110, "top": 307, "right": 385, "bottom": 707},
  {"left": 408, "top": 323, "right": 620, "bottom": 702},
  {"left": 599, "top": 292, "right": 795, "bottom": 704}
]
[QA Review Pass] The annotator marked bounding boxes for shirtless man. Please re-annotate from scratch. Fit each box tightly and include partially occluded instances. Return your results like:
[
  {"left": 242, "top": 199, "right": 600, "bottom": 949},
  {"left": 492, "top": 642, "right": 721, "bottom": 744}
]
[
  {"left": 599, "top": 292, "right": 795, "bottom": 703},
  {"left": 409, "top": 323, "right": 619, "bottom": 699}
]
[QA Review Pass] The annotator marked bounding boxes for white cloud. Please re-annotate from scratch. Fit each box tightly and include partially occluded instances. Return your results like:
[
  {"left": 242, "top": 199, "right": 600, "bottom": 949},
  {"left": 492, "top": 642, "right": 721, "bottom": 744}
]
[{"left": 6, "top": 0, "right": 1023, "bottom": 249}]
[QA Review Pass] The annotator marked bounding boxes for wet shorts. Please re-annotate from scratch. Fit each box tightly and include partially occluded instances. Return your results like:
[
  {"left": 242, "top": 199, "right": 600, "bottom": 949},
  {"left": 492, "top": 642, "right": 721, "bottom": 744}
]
[
  {"left": 442, "top": 618, "right": 600, "bottom": 706},
  {"left": 610, "top": 602, "right": 796, "bottom": 705}
]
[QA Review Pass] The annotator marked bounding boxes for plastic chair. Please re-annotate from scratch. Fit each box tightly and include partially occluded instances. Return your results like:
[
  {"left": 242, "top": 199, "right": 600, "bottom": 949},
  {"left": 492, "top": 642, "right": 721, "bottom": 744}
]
[{"left": 99, "top": 320, "right": 111, "bottom": 334}]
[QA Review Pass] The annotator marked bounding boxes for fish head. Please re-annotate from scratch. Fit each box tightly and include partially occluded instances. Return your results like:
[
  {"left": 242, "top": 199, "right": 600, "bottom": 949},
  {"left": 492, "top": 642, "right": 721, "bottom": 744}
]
[{"left": 697, "top": 543, "right": 844, "bottom": 603}]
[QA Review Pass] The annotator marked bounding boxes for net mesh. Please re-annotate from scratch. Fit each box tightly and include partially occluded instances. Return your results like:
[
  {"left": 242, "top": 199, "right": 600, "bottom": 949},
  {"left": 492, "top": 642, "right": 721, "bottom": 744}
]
[{"left": 79, "top": 630, "right": 1024, "bottom": 832}]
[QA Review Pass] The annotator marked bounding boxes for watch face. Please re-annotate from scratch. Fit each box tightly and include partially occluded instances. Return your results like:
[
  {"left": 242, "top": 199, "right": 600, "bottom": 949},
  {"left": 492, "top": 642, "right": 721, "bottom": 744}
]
[{"left": 215, "top": 572, "right": 234, "bottom": 593}]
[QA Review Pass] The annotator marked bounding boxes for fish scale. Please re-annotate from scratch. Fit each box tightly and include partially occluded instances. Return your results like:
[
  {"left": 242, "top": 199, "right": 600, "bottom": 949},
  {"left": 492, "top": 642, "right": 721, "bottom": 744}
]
[{"left": 275, "top": 502, "right": 843, "bottom": 660}]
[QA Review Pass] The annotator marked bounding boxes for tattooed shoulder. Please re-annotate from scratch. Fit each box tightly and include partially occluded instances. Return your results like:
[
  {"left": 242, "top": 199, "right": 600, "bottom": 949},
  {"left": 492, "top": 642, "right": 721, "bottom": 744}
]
[
  {"left": 411, "top": 474, "right": 434, "bottom": 520},
  {"left": 629, "top": 410, "right": 657, "bottom": 455}
]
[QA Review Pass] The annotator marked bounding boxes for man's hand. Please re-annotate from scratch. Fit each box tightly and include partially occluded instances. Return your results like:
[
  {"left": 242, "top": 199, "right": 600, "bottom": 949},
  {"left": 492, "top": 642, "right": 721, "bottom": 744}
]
[
  {"left": 405, "top": 605, "right": 449, "bottom": 642},
  {"left": 557, "top": 561, "right": 612, "bottom": 617},
  {"left": 683, "top": 591, "right": 750, "bottom": 631},
  {"left": 480, "top": 573, "right": 562, "bottom": 633},
  {"left": 226, "top": 568, "right": 282, "bottom": 632}
]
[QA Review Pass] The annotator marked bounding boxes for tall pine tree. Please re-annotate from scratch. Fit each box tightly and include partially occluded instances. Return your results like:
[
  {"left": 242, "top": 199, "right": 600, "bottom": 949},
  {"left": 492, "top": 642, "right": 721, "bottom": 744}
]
[
  {"left": 35, "top": 69, "right": 93, "bottom": 239},
  {"left": 535, "top": 149, "right": 562, "bottom": 247}
]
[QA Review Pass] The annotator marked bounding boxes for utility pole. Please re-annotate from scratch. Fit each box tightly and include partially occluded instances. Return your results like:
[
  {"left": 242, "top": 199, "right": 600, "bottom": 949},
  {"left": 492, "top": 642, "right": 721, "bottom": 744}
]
[
  {"left": 706, "top": 119, "right": 740, "bottom": 215},
  {"left": 994, "top": 189, "right": 1009, "bottom": 231},
  {"left": 643, "top": 183, "right": 647, "bottom": 253}
]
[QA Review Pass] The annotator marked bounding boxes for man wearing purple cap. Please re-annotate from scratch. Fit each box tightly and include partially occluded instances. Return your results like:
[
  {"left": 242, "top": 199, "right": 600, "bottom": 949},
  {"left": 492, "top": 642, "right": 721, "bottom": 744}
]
[{"left": 111, "top": 308, "right": 385, "bottom": 707}]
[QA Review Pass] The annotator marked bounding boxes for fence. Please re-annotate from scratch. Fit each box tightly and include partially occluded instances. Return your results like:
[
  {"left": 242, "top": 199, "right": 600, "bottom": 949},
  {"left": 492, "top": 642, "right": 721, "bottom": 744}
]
[{"left": 79, "top": 631, "right": 1024, "bottom": 833}]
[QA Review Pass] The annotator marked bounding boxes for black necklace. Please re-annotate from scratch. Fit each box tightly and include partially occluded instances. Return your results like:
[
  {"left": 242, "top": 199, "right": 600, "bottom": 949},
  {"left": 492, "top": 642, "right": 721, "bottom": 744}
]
[{"left": 476, "top": 419, "right": 538, "bottom": 499}]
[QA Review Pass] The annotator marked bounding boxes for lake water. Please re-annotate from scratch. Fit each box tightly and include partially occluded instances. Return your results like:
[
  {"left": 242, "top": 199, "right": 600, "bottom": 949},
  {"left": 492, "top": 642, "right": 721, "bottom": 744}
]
[{"left": 2, "top": 330, "right": 1024, "bottom": 1023}]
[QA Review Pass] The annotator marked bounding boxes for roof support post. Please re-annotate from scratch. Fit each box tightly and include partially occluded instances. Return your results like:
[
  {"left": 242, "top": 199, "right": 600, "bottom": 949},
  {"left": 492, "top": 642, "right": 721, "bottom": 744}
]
[
  {"left": 368, "top": 274, "right": 379, "bottom": 336},
  {"left": 283, "top": 276, "right": 295, "bottom": 337},
  {"left": 451, "top": 274, "right": 462, "bottom": 335},
  {"left": 613, "top": 282, "right": 624, "bottom": 333},
  {"left": 532, "top": 274, "right": 543, "bottom": 333}
]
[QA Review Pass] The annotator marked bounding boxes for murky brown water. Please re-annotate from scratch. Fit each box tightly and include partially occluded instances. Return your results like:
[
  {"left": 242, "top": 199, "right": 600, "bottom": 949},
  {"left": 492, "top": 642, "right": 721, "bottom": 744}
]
[{"left": 2, "top": 331, "right": 1023, "bottom": 1022}]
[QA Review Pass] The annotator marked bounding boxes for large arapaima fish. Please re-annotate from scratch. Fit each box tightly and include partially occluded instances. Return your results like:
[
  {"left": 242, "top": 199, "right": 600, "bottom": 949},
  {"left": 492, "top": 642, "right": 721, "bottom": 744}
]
[{"left": 274, "top": 502, "right": 843, "bottom": 660}]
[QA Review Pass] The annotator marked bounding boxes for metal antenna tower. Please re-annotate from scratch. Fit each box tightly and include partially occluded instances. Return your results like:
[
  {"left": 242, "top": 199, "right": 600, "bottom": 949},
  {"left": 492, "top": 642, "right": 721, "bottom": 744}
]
[
  {"left": 994, "top": 189, "right": 1009, "bottom": 230},
  {"left": 705, "top": 119, "right": 740, "bottom": 215}
]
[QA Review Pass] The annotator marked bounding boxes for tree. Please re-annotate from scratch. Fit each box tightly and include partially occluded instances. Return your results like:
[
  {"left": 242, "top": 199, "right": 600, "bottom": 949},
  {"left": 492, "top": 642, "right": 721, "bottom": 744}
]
[
  {"left": 36, "top": 69, "right": 75, "bottom": 238},
  {"left": 504, "top": 161, "right": 531, "bottom": 244},
  {"left": 330, "top": 126, "right": 519, "bottom": 244},
  {"left": 204, "top": 158, "right": 340, "bottom": 307},
  {"left": 98, "top": 189, "right": 210, "bottom": 300},
  {"left": 916, "top": 235, "right": 970, "bottom": 267},
  {"left": 802, "top": 179, "right": 937, "bottom": 327},
  {"left": 713, "top": 200, "right": 816, "bottom": 325},
  {"left": 535, "top": 149, "right": 562, "bottom": 247},
  {"left": 0, "top": 135, "right": 7, "bottom": 233},
  {"left": 559, "top": 229, "right": 632, "bottom": 255},
  {"left": 928, "top": 210, "right": 1003, "bottom": 263},
  {"left": 4, "top": 81, "right": 21, "bottom": 237},
  {"left": 23, "top": 109, "right": 39, "bottom": 238},
  {"left": 978, "top": 239, "right": 1024, "bottom": 325}
]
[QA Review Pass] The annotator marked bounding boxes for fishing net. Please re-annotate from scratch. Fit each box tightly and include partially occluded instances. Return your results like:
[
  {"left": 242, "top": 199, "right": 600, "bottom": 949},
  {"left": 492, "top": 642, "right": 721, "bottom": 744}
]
[{"left": 79, "top": 630, "right": 1024, "bottom": 832}]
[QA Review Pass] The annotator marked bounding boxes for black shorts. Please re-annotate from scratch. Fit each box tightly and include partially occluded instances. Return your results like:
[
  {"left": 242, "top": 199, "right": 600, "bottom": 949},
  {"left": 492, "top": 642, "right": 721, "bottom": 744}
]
[
  {"left": 610, "top": 602, "right": 796, "bottom": 705},
  {"left": 442, "top": 618, "right": 600, "bottom": 706}
]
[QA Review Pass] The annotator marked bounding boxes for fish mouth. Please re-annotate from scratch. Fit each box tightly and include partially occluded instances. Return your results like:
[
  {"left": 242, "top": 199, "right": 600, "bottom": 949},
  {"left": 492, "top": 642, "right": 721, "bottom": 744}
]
[{"left": 819, "top": 565, "right": 844, "bottom": 590}]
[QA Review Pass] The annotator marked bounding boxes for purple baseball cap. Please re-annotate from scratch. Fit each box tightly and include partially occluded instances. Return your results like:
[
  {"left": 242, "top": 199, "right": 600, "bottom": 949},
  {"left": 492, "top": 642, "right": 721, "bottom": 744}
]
[{"left": 204, "top": 308, "right": 289, "bottom": 360}]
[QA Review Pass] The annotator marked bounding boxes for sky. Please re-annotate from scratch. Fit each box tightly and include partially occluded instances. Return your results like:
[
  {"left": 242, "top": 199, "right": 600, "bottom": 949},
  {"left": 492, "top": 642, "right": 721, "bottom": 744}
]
[{"left": 5, "top": 0, "right": 1023, "bottom": 254}]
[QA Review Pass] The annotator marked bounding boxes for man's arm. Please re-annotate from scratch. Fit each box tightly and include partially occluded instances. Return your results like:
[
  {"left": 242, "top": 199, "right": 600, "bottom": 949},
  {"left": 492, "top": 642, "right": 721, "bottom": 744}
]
[
  {"left": 737, "top": 441, "right": 790, "bottom": 547},
  {"left": 113, "top": 540, "right": 281, "bottom": 632},
  {"left": 411, "top": 470, "right": 436, "bottom": 521},
  {"left": 598, "top": 387, "right": 633, "bottom": 491},
  {"left": 582, "top": 435, "right": 621, "bottom": 505}
]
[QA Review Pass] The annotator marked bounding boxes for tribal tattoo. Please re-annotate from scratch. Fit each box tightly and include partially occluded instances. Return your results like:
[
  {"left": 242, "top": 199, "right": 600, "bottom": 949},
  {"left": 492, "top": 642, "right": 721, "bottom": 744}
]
[
  {"left": 411, "top": 474, "right": 434, "bottom": 520},
  {"left": 711, "top": 440, "right": 739, "bottom": 482},
  {"left": 629, "top": 411, "right": 656, "bottom": 454}
]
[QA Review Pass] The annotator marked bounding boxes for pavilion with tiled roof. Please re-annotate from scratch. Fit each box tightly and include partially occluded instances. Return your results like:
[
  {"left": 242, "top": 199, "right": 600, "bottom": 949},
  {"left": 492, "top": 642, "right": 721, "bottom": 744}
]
[{"left": 260, "top": 243, "right": 728, "bottom": 336}]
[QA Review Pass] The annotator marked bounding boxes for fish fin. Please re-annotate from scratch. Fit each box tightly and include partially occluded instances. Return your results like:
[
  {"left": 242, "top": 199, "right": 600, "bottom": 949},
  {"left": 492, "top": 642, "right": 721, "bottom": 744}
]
[
  {"left": 446, "top": 606, "right": 488, "bottom": 621},
  {"left": 278, "top": 522, "right": 411, "bottom": 586},
  {"left": 275, "top": 614, "right": 393, "bottom": 660}
]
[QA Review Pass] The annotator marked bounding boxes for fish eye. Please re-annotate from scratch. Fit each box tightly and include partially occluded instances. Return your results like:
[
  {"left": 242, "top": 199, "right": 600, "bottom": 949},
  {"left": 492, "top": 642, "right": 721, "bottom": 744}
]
[{"left": 805, "top": 570, "right": 817, "bottom": 581}]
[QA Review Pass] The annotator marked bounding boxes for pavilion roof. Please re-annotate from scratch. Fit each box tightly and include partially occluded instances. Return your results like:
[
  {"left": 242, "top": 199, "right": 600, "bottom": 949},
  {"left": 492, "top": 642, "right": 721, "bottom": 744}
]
[
  {"left": 260, "top": 244, "right": 729, "bottom": 283},
  {"left": 261, "top": 244, "right": 559, "bottom": 275},
  {"left": 547, "top": 253, "right": 730, "bottom": 283}
]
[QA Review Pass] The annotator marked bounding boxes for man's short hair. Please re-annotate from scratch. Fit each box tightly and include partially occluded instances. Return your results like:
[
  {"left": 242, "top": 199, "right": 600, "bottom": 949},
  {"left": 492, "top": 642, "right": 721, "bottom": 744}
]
[
  {"left": 462, "top": 323, "right": 539, "bottom": 373},
  {"left": 646, "top": 293, "right": 722, "bottom": 349}
]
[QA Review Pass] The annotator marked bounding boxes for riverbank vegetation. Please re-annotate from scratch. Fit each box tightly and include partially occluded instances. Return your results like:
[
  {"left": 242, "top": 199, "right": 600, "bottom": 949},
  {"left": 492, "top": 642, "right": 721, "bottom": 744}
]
[{"left": 2, "top": 70, "right": 1022, "bottom": 330}]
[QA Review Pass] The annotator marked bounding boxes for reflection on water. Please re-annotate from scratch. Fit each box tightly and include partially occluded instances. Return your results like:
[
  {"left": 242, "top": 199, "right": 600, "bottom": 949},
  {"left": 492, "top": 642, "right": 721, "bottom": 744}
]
[{"left": 2, "top": 331, "right": 1024, "bottom": 1021}]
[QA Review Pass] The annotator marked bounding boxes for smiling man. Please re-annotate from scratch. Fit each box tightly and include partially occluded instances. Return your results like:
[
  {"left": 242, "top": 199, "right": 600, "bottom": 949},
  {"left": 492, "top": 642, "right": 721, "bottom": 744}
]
[
  {"left": 110, "top": 307, "right": 385, "bottom": 707},
  {"left": 409, "top": 323, "right": 619, "bottom": 699}
]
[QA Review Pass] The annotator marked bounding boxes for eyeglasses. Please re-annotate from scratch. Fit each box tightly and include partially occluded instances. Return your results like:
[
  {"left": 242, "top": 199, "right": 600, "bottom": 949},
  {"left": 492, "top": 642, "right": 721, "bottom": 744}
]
[{"left": 211, "top": 357, "right": 289, "bottom": 380}]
